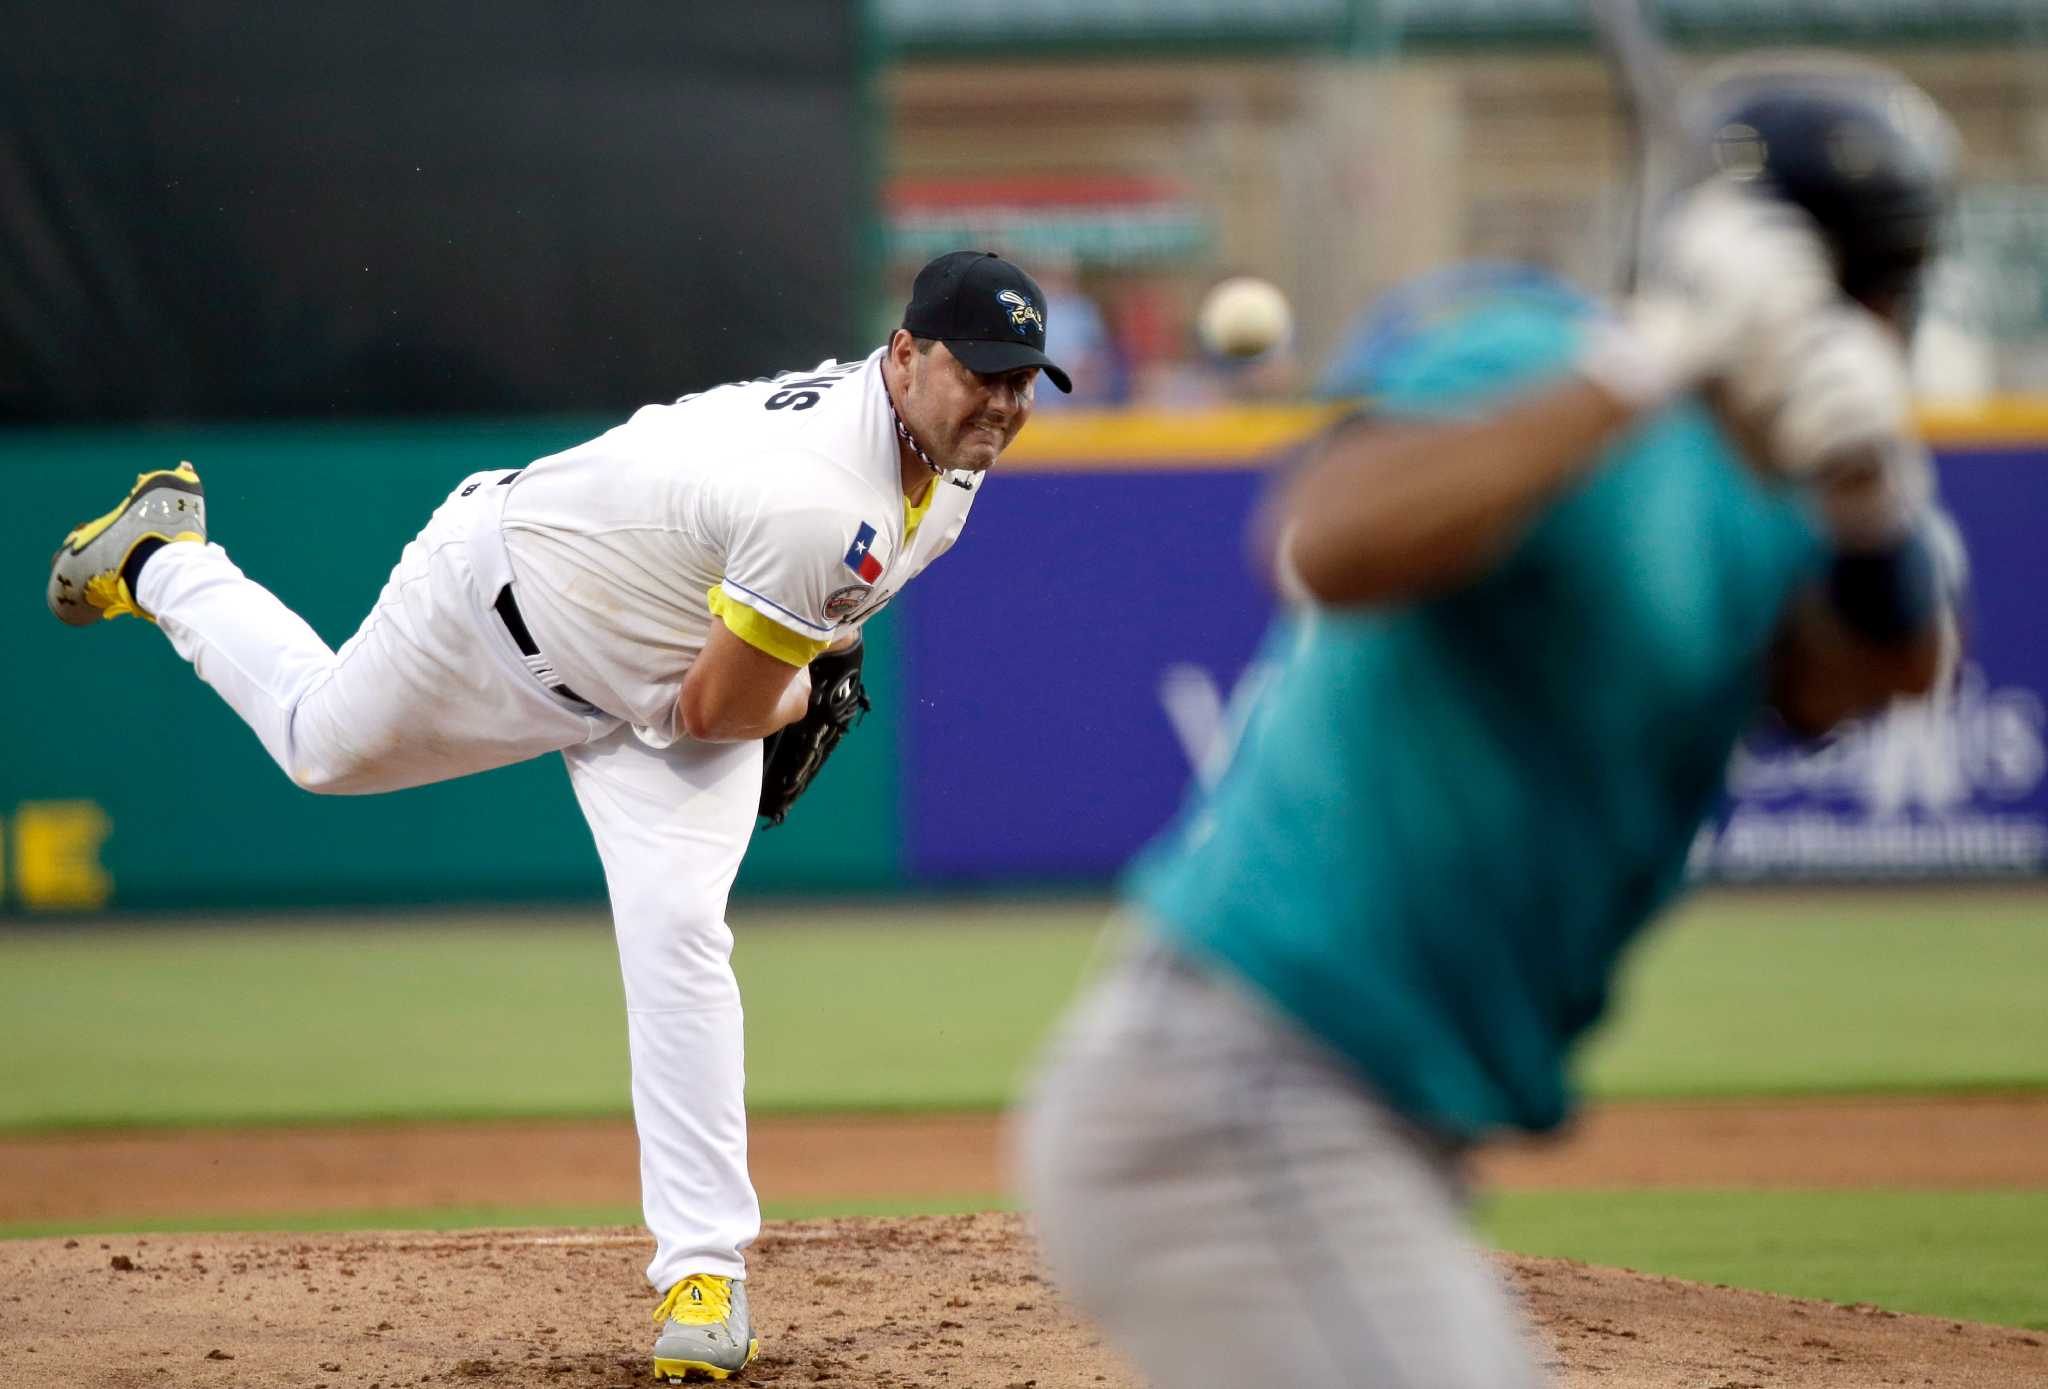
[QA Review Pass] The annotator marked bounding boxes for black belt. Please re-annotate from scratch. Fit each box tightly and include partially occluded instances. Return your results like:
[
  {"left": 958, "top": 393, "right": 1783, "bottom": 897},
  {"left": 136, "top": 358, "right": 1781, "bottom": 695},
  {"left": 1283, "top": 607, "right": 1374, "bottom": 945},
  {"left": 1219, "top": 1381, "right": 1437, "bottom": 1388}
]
[{"left": 493, "top": 585, "right": 589, "bottom": 707}]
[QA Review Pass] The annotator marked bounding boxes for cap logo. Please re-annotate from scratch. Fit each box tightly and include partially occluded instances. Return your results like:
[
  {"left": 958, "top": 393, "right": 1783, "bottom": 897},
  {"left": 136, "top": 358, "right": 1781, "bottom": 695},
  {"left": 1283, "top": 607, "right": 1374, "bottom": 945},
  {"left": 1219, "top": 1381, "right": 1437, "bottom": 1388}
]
[{"left": 996, "top": 288, "right": 1044, "bottom": 338}]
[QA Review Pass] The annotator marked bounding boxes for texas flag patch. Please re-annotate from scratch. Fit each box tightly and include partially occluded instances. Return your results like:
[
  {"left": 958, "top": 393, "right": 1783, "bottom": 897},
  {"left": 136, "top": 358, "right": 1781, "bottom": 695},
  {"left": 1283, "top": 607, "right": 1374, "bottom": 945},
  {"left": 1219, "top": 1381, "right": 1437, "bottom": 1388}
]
[{"left": 843, "top": 522, "right": 884, "bottom": 583}]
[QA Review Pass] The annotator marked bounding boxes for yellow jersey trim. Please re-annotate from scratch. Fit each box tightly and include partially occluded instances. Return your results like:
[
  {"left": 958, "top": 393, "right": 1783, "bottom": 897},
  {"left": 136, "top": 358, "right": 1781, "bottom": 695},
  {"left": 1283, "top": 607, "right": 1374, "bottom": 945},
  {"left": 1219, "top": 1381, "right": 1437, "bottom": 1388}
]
[
  {"left": 904, "top": 479, "right": 937, "bottom": 544},
  {"left": 707, "top": 586, "right": 830, "bottom": 668}
]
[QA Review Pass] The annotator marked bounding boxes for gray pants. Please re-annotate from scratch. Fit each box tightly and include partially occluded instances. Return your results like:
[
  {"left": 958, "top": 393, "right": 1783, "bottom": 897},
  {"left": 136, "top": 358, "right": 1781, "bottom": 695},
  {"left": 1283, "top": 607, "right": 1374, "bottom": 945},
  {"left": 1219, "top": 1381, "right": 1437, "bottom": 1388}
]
[{"left": 1017, "top": 934, "right": 1545, "bottom": 1389}]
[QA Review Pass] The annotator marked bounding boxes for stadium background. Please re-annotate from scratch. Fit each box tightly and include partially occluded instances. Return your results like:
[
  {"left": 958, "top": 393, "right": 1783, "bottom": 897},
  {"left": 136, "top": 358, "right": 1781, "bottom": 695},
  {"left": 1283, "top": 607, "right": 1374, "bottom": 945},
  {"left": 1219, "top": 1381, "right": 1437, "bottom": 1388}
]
[{"left": 5, "top": 0, "right": 2048, "bottom": 1366}]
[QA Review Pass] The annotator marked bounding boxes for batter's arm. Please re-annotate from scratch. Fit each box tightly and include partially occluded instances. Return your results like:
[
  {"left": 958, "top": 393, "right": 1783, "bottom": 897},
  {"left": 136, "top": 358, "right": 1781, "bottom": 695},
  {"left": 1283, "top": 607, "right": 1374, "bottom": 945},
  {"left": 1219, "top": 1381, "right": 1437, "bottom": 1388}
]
[
  {"left": 1268, "top": 180, "right": 1838, "bottom": 607},
  {"left": 1263, "top": 379, "right": 1635, "bottom": 606},
  {"left": 1768, "top": 462, "right": 1961, "bottom": 736},
  {"left": 677, "top": 620, "right": 813, "bottom": 743},
  {"left": 1769, "top": 589, "right": 1950, "bottom": 736}
]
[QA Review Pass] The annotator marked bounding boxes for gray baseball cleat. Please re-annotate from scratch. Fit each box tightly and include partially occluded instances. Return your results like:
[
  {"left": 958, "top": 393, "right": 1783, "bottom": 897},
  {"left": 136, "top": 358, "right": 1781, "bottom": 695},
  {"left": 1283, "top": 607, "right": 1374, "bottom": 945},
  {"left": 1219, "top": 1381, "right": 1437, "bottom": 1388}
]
[
  {"left": 48, "top": 463, "right": 207, "bottom": 626},
  {"left": 652, "top": 1274, "right": 758, "bottom": 1382}
]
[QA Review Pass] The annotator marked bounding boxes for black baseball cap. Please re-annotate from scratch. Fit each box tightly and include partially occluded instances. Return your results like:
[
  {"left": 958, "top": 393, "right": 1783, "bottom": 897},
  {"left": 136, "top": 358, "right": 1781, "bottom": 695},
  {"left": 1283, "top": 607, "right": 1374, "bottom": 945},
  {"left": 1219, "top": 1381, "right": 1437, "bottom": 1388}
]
[{"left": 901, "top": 250, "right": 1073, "bottom": 394}]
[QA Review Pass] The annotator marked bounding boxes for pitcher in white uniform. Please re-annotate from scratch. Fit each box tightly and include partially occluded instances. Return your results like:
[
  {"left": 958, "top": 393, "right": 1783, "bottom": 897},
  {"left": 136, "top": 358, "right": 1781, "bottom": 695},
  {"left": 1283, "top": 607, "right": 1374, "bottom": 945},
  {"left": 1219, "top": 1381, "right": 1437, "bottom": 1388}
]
[{"left": 45, "top": 250, "right": 1072, "bottom": 1381}]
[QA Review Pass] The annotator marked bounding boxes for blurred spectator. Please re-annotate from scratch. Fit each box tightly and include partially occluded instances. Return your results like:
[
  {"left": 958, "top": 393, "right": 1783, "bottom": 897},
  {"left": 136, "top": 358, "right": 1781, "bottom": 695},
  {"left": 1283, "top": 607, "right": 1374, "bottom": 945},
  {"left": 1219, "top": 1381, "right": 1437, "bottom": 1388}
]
[{"left": 1034, "top": 260, "right": 1130, "bottom": 409}]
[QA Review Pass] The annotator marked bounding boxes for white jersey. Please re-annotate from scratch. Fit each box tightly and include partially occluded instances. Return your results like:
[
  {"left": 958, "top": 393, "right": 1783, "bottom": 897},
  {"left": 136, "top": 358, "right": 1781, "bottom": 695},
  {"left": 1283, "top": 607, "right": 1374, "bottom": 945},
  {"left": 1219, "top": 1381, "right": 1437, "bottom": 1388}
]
[
  {"left": 120, "top": 270, "right": 1022, "bottom": 1308},
  {"left": 497, "top": 348, "right": 982, "bottom": 745}
]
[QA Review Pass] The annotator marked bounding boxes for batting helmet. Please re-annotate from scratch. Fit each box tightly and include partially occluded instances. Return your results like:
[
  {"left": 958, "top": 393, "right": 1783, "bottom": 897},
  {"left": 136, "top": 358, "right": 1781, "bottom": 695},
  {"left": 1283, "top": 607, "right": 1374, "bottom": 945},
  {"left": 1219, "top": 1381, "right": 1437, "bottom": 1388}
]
[{"left": 1680, "top": 53, "right": 1960, "bottom": 308}]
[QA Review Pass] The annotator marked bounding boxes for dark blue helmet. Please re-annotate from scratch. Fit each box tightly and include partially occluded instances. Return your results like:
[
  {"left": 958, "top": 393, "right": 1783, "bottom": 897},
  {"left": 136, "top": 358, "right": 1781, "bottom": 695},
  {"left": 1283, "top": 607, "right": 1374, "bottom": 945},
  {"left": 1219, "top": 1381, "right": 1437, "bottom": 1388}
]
[{"left": 1684, "top": 55, "right": 1960, "bottom": 308}]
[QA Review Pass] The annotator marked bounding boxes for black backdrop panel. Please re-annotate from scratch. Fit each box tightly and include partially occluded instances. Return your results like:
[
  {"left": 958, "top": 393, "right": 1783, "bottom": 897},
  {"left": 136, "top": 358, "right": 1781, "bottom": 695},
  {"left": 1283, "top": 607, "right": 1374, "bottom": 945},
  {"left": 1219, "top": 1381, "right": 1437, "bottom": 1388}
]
[{"left": 0, "top": 4, "right": 865, "bottom": 419}]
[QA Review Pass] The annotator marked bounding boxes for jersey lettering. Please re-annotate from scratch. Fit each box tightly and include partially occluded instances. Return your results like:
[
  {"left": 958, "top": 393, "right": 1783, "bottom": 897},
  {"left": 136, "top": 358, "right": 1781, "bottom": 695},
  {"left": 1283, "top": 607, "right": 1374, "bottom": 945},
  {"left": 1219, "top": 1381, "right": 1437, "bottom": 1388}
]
[
  {"left": 763, "top": 364, "right": 863, "bottom": 413},
  {"left": 673, "top": 360, "right": 865, "bottom": 410}
]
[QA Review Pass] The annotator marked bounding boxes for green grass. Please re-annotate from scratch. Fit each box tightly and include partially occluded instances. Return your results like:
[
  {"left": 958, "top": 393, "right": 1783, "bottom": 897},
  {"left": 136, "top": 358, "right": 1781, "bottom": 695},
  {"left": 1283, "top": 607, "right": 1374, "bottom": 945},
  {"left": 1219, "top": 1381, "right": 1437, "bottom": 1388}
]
[
  {"left": 7, "top": 890, "right": 2045, "bottom": 1332},
  {"left": 0, "top": 901, "right": 1107, "bottom": 1129},
  {"left": 0, "top": 1196, "right": 1007, "bottom": 1242},
  {"left": 1578, "top": 888, "right": 2048, "bottom": 1097},
  {"left": 0, "top": 1206, "right": 645, "bottom": 1242},
  {"left": 1479, "top": 1188, "right": 2048, "bottom": 1331},
  {"left": 2, "top": 888, "right": 2046, "bottom": 1130}
]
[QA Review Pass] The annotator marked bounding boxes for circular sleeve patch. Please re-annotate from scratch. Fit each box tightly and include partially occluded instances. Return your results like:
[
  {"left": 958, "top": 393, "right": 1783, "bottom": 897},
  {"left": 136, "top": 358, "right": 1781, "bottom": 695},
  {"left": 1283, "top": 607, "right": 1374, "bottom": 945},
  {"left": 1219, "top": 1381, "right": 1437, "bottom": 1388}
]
[{"left": 823, "top": 583, "right": 872, "bottom": 620}]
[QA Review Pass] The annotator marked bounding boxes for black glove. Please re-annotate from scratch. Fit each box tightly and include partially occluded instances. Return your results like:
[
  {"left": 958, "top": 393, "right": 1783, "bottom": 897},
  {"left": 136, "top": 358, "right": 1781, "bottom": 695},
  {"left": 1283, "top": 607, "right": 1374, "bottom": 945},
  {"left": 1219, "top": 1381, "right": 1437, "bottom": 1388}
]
[{"left": 757, "top": 642, "right": 871, "bottom": 827}]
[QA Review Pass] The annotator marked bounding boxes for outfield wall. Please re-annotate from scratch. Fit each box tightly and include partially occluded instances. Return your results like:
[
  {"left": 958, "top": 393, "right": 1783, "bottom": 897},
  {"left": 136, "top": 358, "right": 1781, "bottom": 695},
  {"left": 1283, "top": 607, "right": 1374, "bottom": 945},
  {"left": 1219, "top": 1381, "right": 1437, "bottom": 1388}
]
[
  {"left": 918, "top": 404, "right": 2048, "bottom": 885},
  {"left": 3, "top": 405, "right": 2044, "bottom": 912}
]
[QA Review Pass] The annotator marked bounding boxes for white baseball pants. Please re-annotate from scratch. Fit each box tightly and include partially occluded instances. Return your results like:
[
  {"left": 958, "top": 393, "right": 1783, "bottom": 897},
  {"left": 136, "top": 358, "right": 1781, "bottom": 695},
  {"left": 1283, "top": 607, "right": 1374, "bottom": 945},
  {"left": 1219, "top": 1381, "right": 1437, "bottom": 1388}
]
[
  {"left": 135, "top": 471, "right": 762, "bottom": 1291},
  {"left": 1017, "top": 930, "right": 1546, "bottom": 1389}
]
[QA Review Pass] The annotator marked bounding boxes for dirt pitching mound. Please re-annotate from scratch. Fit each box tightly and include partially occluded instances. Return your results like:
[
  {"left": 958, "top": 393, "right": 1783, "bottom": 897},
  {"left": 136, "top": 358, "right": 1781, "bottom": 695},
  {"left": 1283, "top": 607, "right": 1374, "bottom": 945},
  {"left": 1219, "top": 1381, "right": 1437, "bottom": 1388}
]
[{"left": 10, "top": 1214, "right": 2048, "bottom": 1389}]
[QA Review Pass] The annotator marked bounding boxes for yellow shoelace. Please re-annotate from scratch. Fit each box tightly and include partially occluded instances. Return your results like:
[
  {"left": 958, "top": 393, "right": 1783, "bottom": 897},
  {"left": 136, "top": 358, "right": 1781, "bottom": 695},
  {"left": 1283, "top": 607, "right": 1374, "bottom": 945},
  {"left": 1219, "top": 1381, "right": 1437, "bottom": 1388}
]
[
  {"left": 654, "top": 1273, "right": 733, "bottom": 1327},
  {"left": 83, "top": 572, "right": 142, "bottom": 621},
  {"left": 78, "top": 530, "right": 202, "bottom": 624}
]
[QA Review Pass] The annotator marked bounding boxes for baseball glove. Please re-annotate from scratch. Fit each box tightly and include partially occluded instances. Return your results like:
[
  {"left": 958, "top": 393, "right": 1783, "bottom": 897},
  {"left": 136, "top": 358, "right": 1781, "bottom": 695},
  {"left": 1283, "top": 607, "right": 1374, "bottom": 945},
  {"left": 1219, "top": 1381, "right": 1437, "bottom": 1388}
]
[{"left": 758, "top": 642, "right": 871, "bottom": 827}]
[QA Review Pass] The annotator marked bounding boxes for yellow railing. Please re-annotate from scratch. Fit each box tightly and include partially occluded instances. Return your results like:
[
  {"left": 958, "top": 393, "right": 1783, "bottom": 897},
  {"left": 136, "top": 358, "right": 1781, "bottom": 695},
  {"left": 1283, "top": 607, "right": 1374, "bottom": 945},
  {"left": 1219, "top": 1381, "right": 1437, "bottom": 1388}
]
[
  {"left": 1915, "top": 398, "right": 2048, "bottom": 447},
  {"left": 1004, "top": 398, "right": 2048, "bottom": 471},
  {"left": 1004, "top": 404, "right": 1350, "bottom": 468}
]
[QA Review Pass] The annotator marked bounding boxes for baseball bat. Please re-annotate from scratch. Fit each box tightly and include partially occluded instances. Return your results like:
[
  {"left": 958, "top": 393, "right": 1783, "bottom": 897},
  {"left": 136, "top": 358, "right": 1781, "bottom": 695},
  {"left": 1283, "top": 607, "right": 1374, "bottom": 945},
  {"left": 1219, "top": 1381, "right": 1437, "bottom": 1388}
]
[{"left": 1587, "top": 0, "right": 1712, "bottom": 287}]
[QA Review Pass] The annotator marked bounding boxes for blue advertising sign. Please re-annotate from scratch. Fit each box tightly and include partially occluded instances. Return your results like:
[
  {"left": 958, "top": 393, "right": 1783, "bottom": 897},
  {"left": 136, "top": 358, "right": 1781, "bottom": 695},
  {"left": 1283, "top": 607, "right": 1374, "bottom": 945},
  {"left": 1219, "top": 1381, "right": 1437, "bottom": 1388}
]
[
  {"left": 904, "top": 441, "right": 2048, "bottom": 885},
  {"left": 1690, "top": 448, "right": 2048, "bottom": 879},
  {"left": 900, "top": 467, "right": 1277, "bottom": 882}
]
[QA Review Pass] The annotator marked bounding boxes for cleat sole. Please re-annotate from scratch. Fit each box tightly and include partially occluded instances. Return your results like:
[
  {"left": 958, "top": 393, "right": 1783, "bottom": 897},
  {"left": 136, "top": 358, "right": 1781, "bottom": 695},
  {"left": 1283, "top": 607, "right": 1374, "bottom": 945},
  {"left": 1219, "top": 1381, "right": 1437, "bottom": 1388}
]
[{"left": 651, "top": 1338, "right": 759, "bottom": 1382}]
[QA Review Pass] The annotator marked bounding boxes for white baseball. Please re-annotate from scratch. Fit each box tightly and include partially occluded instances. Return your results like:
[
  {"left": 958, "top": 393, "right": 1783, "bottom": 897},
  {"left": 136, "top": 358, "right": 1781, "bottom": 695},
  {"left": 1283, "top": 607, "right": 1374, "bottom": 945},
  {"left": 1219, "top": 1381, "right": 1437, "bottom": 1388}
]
[{"left": 1197, "top": 276, "right": 1293, "bottom": 359}]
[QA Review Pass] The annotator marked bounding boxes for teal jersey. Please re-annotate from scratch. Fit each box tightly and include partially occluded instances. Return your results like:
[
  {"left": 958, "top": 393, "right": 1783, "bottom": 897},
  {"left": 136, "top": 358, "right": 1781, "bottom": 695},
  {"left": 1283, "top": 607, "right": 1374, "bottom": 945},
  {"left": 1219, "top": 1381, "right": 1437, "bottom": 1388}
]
[{"left": 1129, "top": 284, "right": 1826, "bottom": 1137}]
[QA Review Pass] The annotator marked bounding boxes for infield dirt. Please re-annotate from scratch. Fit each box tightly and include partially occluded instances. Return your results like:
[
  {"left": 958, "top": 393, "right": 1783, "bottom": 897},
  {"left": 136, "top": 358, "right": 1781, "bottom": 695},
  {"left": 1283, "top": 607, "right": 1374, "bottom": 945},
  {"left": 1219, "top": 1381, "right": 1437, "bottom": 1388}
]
[
  {"left": 6, "top": 1215, "right": 2048, "bottom": 1388},
  {"left": 6, "top": 1097, "right": 2048, "bottom": 1387}
]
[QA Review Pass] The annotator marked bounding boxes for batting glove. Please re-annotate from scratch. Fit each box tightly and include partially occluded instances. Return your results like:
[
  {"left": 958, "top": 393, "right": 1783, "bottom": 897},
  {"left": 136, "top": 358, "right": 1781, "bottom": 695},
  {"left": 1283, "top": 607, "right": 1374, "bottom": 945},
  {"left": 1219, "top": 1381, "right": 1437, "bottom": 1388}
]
[
  {"left": 1728, "top": 299, "right": 1921, "bottom": 489},
  {"left": 1578, "top": 178, "right": 1838, "bottom": 410}
]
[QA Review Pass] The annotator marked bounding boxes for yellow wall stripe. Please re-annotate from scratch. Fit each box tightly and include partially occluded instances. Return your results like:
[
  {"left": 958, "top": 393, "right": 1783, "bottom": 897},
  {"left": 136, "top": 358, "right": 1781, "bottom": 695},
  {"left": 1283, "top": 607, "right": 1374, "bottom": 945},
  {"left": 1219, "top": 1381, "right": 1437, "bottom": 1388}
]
[
  {"left": 1915, "top": 398, "right": 2048, "bottom": 448},
  {"left": 1004, "top": 404, "right": 1352, "bottom": 468},
  {"left": 1002, "top": 397, "right": 2048, "bottom": 472}
]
